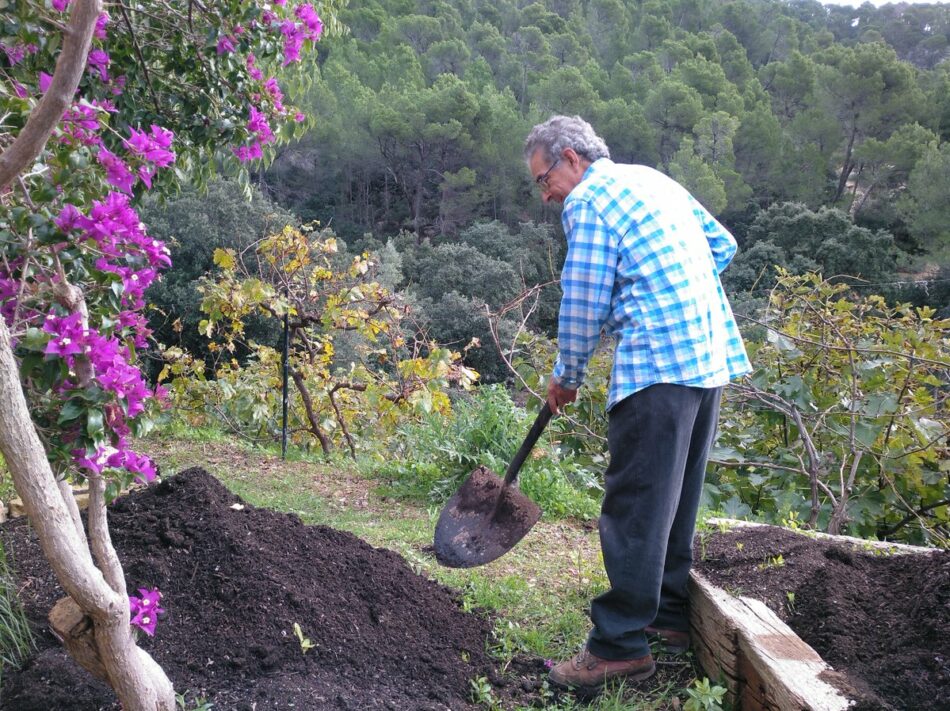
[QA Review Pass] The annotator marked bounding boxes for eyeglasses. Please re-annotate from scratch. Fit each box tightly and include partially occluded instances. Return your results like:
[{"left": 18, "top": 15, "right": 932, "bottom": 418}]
[{"left": 535, "top": 157, "right": 560, "bottom": 189}]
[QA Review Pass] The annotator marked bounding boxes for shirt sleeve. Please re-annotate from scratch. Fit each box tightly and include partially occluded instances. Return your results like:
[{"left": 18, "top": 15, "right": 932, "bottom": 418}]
[
  {"left": 552, "top": 197, "right": 618, "bottom": 389},
  {"left": 691, "top": 197, "right": 737, "bottom": 273}
]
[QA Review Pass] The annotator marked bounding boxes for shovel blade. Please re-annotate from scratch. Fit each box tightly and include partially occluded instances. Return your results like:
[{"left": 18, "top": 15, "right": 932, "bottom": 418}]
[{"left": 434, "top": 466, "right": 542, "bottom": 568}]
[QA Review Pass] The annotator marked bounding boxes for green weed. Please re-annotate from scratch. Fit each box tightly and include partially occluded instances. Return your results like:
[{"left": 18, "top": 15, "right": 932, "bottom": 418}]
[
  {"left": 684, "top": 677, "right": 728, "bottom": 710},
  {"left": 292, "top": 622, "right": 314, "bottom": 654},
  {"left": 175, "top": 691, "right": 214, "bottom": 711},
  {"left": 0, "top": 542, "right": 35, "bottom": 694}
]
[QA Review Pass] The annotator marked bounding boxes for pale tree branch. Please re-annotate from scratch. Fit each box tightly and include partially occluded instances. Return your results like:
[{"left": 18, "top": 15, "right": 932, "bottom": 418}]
[
  {"left": 87, "top": 473, "right": 126, "bottom": 595},
  {"left": 0, "top": 0, "right": 101, "bottom": 191}
]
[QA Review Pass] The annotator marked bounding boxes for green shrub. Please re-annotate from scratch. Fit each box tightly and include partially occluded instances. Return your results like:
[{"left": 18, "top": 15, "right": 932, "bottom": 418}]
[{"left": 369, "top": 385, "right": 601, "bottom": 520}]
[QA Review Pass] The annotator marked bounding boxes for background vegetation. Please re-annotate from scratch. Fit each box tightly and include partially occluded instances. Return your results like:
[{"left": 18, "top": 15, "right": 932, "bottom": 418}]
[{"left": 141, "top": 0, "right": 949, "bottom": 549}]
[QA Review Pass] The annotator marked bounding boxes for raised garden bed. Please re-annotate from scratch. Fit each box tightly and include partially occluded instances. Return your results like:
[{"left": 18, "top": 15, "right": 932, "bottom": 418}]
[{"left": 689, "top": 519, "right": 949, "bottom": 710}]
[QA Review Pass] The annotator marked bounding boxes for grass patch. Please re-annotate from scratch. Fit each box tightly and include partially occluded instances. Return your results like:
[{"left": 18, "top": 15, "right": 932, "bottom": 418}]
[{"left": 0, "top": 541, "right": 35, "bottom": 693}]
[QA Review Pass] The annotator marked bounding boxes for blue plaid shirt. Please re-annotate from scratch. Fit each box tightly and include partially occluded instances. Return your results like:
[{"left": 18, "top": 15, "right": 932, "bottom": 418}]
[{"left": 552, "top": 159, "right": 751, "bottom": 410}]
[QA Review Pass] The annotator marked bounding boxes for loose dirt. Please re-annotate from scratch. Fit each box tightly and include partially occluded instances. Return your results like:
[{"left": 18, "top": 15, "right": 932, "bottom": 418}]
[
  {"left": 0, "top": 467, "right": 541, "bottom": 710},
  {"left": 0, "top": 466, "right": 696, "bottom": 710},
  {"left": 695, "top": 525, "right": 950, "bottom": 710}
]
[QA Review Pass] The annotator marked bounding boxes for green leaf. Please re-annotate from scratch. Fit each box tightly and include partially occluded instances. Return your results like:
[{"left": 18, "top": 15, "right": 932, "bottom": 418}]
[
  {"left": 86, "top": 409, "right": 105, "bottom": 439},
  {"left": 20, "top": 327, "right": 49, "bottom": 353},
  {"left": 58, "top": 399, "right": 85, "bottom": 425}
]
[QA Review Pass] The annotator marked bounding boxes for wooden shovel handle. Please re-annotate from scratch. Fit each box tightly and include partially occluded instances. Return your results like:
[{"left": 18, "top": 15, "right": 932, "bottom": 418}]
[{"left": 502, "top": 402, "right": 553, "bottom": 487}]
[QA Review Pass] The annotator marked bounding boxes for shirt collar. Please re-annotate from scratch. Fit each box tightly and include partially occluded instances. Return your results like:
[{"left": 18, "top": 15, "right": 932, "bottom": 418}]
[{"left": 569, "top": 157, "right": 613, "bottom": 200}]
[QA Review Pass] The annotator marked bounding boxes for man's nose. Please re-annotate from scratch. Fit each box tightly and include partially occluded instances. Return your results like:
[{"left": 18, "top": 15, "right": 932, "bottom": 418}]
[{"left": 542, "top": 190, "right": 553, "bottom": 204}]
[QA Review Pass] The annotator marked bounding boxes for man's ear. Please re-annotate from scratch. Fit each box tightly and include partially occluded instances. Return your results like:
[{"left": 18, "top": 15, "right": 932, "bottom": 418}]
[{"left": 562, "top": 147, "right": 581, "bottom": 168}]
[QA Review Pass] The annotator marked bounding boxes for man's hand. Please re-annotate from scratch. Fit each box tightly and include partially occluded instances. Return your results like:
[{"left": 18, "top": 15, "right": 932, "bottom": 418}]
[{"left": 547, "top": 377, "right": 577, "bottom": 415}]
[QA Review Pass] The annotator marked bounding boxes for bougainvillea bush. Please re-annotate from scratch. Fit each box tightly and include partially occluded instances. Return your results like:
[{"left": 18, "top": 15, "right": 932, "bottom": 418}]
[{"left": 0, "top": 1, "right": 340, "bottom": 707}]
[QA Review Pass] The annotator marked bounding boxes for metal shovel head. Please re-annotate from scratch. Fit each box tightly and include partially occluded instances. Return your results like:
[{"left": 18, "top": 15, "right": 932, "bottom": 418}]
[{"left": 434, "top": 465, "right": 542, "bottom": 568}]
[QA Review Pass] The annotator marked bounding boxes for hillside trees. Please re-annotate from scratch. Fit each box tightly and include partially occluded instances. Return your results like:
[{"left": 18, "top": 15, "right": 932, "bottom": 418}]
[
  {"left": 726, "top": 202, "right": 901, "bottom": 293},
  {"left": 255, "top": 0, "right": 950, "bottom": 266},
  {"left": 812, "top": 42, "right": 924, "bottom": 203}
]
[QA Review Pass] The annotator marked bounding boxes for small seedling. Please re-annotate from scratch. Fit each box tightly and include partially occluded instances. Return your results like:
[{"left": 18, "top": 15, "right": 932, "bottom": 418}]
[
  {"left": 684, "top": 676, "right": 727, "bottom": 711},
  {"left": 786, "top": 591, "right": 796, "bottom": 613},
  {"left": 292, "top": 622, "right": 314, "bottom": 654},
  {"left": 697, "top": 529, "right": 712, "bottom": 561},
  {"left": 176, "top": 692, "right": 214, "bottom": 711},
  {"left": 735, "top": 541, "right": 744, "bottom": 551},
  {"left": 781, "top": 510, "right": 803, "bottom": 531},
  {"left": 757, "top": 554, "right": 786, "bottom": 571},
  {"left": 469, "top": 675, "right": 498, "bottom": 708}
]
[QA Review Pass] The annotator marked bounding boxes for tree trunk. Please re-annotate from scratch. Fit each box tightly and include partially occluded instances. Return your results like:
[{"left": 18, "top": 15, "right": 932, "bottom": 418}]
[
  {"left": 833, "top": 121, "right": 859, "bottom": 203},
  {"left": 0, "top": 320, "right": 175, "bottom": 709}
]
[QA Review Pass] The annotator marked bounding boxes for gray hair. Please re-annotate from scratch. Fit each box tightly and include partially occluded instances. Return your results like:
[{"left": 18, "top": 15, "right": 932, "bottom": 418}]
[{"left": 523, "top": 115, "right": 610, "bottom": 164}]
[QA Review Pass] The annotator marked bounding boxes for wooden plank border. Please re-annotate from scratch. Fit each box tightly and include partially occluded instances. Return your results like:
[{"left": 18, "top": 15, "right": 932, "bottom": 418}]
[
  {"left": 689, "top": 572, "right": 851, "bottom": 710},
  {"left": 689, "top": 519, "right": 937, "bottom": 709}
]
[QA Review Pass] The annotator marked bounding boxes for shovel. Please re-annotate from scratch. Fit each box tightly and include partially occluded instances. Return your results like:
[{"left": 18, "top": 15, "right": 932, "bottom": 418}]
[{"left": 433, "top": 402, "right": 552, "bottom": 568}]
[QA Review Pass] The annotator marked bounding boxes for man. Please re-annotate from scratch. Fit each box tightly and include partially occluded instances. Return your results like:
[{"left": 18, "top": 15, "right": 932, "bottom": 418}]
[{"left": 524, "top": 115, "right": 751, "bottom": 692}]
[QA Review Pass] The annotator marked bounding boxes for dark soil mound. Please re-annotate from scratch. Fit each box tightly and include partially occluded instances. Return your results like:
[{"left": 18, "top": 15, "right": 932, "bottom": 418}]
[
  {"left": 695, "top": 525, "right": 950, "bottom": 711},
  {"left": 0, "top": 467, "right": 544, "bottom": 710}
]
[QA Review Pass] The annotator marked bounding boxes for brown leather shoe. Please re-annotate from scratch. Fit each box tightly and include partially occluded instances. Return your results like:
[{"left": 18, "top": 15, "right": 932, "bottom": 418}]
[
  {"left": 548, "top": 648, "right": 655, "bottom": 691},
  {"left": 645, "top": 625, "right": 690, "bottom": 654}
]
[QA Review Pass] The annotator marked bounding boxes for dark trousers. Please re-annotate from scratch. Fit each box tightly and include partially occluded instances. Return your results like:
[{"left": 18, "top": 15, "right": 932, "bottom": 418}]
[{"left": 586, "top": 383, "right": 722, "bottom": 660}]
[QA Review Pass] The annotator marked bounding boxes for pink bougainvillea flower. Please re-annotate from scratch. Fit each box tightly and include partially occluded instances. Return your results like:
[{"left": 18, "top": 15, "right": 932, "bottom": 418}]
[
  {"left": 60, "top": 102, "right": 109, "bottom": 147},
  {"left": 246, "top": 53, "right": 264, "bottom": 80},
  {"left": 12, "top": 81, "right": 28, "bottom": 99},
  {"left": 280, "top": 20, "right": 305, "bottom": 65},
  {"left": 233, "top": 142, "right": 263, "bottom": 162},
  {"left": 87, "top": 49, "right": 110, "bottom": 82},
  {"left": 295, "top": 4, "right": 323, "bottom": 41},
  {"left": 131, "top": 610, "right": 158, "bottom": 636},
  {"left": 55, "top": 204, "right": 83, "bottom": 232},
  {"left": 2, "top": 42, "right": 27, "bottom": 65},
  {"left": 94, "top": 11, "right": 110, "bottom": 39},
  {"left": 52, "top": 0, "right": 72, "bottom": 11},
  {"left": 38, "top": 72, "right": 53, "bottom": 93},
  {"left": 247, "top": 106, "right": 275, "bottom": 144},
  {"left": 72, "top": 446, "right": 111, "bottom": 476},
  {"left": 264, "top": 77, "right": 283, "bottom": 101},
  {"left": 106, "top": 448, "right": 157, "bottom": 481},
  {"left": 216, "top": 35, "right": 236, "bottom": 55},
  {"left": 294, "top": 111, "right": 306, "bottom": 123},
  {"left": 43, "top": 312, "right": 86, "bottom": 358},
  {"left": 110, "top": 74, "right": 127, "bottom": 96},
  {"left": 129, "top": 588, "right": 164, "bottom": 635},
  {"left": 136, "top": 588, "right": 164, "bottom": 612},
  {"left": 124, "top": 126, "right": 176, "bottom": 168},
  {"left": 97, "top": 149, "right": 136, "bottom": 194}
]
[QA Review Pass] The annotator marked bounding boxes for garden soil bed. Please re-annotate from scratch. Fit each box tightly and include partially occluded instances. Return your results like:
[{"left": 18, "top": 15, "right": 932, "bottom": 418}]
[
  {"left": 694, "top": 525, "right": 950, "bottom": 710},
  {"left": 0, "top": 467, "right": 694, "bottom": 710}
]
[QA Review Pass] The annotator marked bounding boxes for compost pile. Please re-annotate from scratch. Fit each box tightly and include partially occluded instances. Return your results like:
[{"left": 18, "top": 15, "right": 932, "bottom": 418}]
[
  {"left": 695, "top": 525, "right": 950, "bottom": 710},
  {"left": 0, "top": 467, "right": 545, "bottom": 710}
]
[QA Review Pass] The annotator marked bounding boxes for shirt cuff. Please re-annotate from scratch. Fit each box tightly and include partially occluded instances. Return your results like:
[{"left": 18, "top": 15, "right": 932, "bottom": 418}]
[{"left": 552, "top": 358, "right": 582, "bottom": 389}]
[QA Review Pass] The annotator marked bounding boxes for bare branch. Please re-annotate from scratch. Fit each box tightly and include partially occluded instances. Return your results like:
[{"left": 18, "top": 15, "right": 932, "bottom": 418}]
[{"left": 115, "top": 0, "right": 162, "bottom": 116}]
